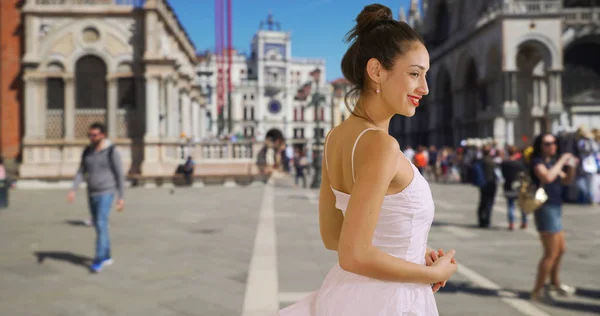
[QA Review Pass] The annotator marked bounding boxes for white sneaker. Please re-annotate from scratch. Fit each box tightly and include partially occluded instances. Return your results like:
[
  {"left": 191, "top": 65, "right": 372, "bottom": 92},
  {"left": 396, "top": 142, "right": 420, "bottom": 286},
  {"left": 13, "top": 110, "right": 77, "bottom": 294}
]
[
  {"left": 83, "top": 219, "right": 92, "bottom": 226},
  {"left": 549, "top": 284, "right": 576, "bottom": 296},
  {"left": 530, "top": 290, "right": 553, "bottom": 304}
]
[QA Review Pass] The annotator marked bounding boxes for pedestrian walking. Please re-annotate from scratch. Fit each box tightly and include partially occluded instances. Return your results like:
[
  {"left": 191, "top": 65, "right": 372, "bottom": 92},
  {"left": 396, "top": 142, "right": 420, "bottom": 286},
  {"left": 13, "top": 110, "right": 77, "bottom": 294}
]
[{"left": 67, "top": 122, "right": 125, "bottom": 273}]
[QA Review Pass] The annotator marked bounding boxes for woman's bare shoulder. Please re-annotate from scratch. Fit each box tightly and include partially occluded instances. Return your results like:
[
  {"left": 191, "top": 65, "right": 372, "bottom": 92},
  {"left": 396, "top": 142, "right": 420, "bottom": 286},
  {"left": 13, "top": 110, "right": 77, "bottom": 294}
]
[{"left": 353, "top": 130, "right": 399, "bottom": 165}]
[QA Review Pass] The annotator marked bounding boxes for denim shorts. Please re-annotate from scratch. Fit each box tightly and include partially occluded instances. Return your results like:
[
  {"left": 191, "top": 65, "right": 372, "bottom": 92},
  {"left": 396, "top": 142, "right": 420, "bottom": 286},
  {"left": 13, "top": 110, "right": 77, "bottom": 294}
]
[{"left": 534, "top": 204, "right": 562, "bottom": 233}]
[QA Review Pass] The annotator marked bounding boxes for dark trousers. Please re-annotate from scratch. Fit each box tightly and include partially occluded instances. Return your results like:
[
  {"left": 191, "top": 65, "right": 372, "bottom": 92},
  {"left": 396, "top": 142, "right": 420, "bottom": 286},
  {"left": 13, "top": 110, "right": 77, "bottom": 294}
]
[
  {"left": 478, "top": 181, "right": 497, "bottom": 227},
  {"left": 295, "top": 171, "right": 306, "bottom": 188}
]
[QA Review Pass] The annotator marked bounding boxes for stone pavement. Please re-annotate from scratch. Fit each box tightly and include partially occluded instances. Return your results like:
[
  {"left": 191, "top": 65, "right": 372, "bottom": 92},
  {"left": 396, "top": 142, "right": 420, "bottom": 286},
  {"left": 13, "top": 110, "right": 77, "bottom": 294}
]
[
  {"left": 0, "top": 177, "right": 599, "bottom": 315},
  {"left": 0, "top": 185, "right": 264, "bottom": 316}
]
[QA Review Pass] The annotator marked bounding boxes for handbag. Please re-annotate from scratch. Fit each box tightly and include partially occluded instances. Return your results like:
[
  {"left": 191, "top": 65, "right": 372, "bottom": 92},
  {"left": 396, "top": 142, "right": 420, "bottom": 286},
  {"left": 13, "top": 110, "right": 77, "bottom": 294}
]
[{"left": 516, "top": 172, "right": 548, "bottom": 214}]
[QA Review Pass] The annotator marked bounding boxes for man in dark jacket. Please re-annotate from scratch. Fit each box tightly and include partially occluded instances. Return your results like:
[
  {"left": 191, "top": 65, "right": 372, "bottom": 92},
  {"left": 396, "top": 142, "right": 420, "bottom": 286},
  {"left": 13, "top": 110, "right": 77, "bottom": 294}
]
[
  {"left": 501, "top": 145, "right": 527, "bottom": 230},
  {"left": 477, "top": 145, "right": 498, "bottom": 228}
]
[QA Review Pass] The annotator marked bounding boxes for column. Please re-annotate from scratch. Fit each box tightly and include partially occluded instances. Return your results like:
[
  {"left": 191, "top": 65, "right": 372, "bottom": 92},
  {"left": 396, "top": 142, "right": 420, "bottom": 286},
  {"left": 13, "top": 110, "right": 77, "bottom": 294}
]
[
  {"left": 548, "top": 71, "right": 563, "bottom": 113},
  {"left": 165, "top": 78, "right": 173, "bottom": 138},
  {"left": 158, "top": 78, "right": 167, "bottom": 137},
  {"left": 64, "top": 75, "right": 75, "bottom": 139},
  {"left": 23, "top": 16, "right": 38, "bottom": 63},
  {"left": 145, "top": 75, "right": 160, "bottom": 140},
  {"left": 502, "top": 71, "right": 520, "bottom": 116},
  {"left": 199, "top": 106, "right": 207, "bottom": 140},
  {"left": 191, "top": 100, "right": 199, "bottom": 140},
  {"left": 547, "top": 73, "right": 555, "bottom": 110},
  {"left": 510, "top": 71, "right": 519, "bottom": 110},
  {"left": 181, "top": 92, "right": 191, "bottom": 138},
  {"left": 38, "top": 79, "right": 47, "bottom": 138},
  {"left": 168, "top": 79, "right": 179, "bottom": 138},
  {"left": 23, "top": 75, "right": 40, "bottom": 140},
  {"left": 144, "top": 9, "right": 158, "bottom": 59},
  {"left": 532, "top": 77, "right": 540, "bottom": 108},
  {"left": 506, "top": 119, "right": 515, "bottom": 145},
  {"left": 107, "top": 77, "right": 118, "bottom": 139},
  {"left": 533, "top": 119, "right": 541, "bottom": 136}
]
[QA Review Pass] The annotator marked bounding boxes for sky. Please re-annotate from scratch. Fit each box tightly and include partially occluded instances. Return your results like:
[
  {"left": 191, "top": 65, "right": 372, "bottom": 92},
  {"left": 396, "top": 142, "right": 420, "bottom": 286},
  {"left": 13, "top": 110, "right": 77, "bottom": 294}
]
[{"left": 171, "top": 0, "right": 415, "bottom": 81}]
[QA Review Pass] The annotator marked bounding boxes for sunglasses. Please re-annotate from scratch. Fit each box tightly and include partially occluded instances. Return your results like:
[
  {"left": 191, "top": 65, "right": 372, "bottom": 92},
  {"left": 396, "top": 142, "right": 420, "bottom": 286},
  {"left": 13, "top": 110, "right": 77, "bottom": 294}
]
[{"left": 543, "top": 141, "right": 556, "bottom": 146}]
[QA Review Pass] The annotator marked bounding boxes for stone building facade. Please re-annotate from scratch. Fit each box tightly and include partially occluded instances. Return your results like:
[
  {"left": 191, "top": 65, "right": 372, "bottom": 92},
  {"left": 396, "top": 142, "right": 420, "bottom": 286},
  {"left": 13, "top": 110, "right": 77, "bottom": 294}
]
[
  {"left": 391, "top": 0, "right": 600, "bottom": 148},
  {"left": 17, "top": 0, "right": 204, "bottom": 178},
  {"left": 196, "top": 15, "right": 331, "bottom": 151},
  {"left": 0, "top": 0, "right": 23, "bottom": 173}
]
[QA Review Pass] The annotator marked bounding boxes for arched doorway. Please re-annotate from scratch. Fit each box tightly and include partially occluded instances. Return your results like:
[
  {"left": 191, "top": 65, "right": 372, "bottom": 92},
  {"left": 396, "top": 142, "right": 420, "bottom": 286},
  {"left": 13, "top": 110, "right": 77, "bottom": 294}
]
[
  {"left": 75, "top": 55, "right": 107, "bottom": 138},
  {"left": 515, "top": 40, "right": 553, "bottom": 146},
  {"left": 265, "top": 128, "right": 284, "bottom": 143},
  {"left": 563, "top": 36, "right": 600, "bottom": 128},
  {"left": 428, "top": 0, "right": 450, "bottom": 48},
  {"left": 464, "top": 59, "right": 480, "bottom": 138},
  {"left": 435, "top": 66, "right": 453, "bottom": 146}
]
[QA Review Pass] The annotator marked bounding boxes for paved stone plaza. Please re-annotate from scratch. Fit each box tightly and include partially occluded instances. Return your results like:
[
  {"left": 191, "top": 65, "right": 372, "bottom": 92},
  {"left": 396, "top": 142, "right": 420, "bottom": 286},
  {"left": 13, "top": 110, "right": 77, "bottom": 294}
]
[{"left": 0, "top": 177, "right": 599, "bottom": 315}]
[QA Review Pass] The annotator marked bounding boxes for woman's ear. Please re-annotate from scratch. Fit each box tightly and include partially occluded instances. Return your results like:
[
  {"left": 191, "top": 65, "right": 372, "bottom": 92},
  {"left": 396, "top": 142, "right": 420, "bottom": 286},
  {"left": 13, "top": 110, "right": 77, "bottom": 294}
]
[{"left": 366, "top": 58, "right": 383, "bottom": 84}]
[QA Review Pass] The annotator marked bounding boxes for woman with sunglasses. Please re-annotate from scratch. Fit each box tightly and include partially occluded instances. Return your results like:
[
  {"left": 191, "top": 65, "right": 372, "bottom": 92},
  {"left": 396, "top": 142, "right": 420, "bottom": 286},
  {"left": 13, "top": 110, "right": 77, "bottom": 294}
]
[{"left": 530, "top": 133, "right": 578, "bottom": 301}]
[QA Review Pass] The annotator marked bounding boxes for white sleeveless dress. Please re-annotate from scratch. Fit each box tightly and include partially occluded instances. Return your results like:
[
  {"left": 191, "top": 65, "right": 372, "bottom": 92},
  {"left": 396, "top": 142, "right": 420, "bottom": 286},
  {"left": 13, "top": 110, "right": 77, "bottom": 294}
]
[{"left": 279, "top": 128, "right": 439, "bottom": 316}]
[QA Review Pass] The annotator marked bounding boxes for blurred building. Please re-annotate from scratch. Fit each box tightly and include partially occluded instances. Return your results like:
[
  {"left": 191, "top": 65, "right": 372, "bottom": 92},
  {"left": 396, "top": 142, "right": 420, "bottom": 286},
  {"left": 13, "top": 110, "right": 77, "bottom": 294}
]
[
  {"left": 330, "top": 78, "right": 352, "bottom": 128},
  {"left": 9, "top": 0, "right": 205, "bottom": 178},
  {"left": 0, "top": 0, "right": 23, "bottom": 174},
  {"left": 196, "top": 13, "right": 331, "bottom": 151},
  {"left": 390, "top": 0, "right": 600, "bottom": 148}
]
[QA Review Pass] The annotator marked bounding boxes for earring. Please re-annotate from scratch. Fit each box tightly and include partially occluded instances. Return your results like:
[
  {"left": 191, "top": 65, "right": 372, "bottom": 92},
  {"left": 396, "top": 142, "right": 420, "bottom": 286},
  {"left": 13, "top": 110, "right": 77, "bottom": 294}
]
[{"left": 376, "top": 86, "right": 380, "bottom": 94}]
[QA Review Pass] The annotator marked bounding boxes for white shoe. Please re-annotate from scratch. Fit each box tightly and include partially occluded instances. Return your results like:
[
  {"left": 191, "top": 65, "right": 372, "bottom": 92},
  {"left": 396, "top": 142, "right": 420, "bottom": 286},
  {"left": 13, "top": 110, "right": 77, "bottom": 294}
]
[
  {"left": 549, "top": 284, "right": 576, "bottom": 296},
  {"left": 530, "top": 290, "right": 553, "bottom": 304},
  {"left": 83, "top": 219, "right": 92, "bottom": 226}
]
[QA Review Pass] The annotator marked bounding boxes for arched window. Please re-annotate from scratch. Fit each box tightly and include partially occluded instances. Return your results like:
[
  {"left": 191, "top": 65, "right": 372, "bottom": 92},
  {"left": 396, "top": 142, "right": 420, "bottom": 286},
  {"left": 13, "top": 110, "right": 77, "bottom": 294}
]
[
  {"left": 46, "top": 77, "right": 65, "bottom": 139},
  {"left": 430, "top": 1, "right": 451, "bottom": 47},
  {"left": 75, "top": 55, "right": 107, "bottom": 138}
]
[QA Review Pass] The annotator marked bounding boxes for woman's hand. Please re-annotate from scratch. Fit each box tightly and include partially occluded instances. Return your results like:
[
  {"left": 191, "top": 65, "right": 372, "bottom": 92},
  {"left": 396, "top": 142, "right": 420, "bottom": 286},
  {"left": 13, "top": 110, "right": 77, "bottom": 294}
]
[
  {"left": 425, "top": 249, "right": 444, "bottom": 293},
  {"left": 427, "top": 249, "right": 458, "bottom": 291}
]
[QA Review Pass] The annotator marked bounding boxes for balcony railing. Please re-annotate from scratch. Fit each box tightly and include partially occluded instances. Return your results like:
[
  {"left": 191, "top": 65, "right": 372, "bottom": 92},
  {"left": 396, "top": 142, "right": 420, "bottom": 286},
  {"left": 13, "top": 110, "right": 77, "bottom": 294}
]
[
  {"left": 196, "top": 142, "right": 258, "bottom": 162},
  {"left": 563, "top": 8, "right": 600, "bottom": 25},
  {"left": 33, "top": 0, "right": 145, "bottom": 7},
  {"left": 500, "top": 0, "right": 562, "bottom": 14}
]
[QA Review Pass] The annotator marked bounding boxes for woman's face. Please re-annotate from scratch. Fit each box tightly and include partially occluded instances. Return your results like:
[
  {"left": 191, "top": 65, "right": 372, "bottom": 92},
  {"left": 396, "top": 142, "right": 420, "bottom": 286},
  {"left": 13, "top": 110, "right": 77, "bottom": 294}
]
[
  {"left": 542, "top": 134, "right": 557, "bottom": 156},
  {"left": 380, "top": 42, "right": 430, "bottom": 117}
]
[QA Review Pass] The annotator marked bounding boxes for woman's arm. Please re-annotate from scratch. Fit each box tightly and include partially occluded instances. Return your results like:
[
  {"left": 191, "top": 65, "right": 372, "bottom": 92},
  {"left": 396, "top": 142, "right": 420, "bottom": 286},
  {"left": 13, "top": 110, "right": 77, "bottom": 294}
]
[
  {"left": 337, "top": 132, "right": 454, "bottom": 285},
  {"left": 533, "top": 154, "right": 570, "bottom": 184}
]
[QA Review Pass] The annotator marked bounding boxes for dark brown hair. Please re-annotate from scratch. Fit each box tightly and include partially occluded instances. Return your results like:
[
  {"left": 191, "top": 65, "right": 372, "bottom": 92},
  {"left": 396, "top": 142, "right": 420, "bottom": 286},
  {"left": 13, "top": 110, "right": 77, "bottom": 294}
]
[
  {"left": 507, "top": 145, "right": 518, "bottom": 156},
  {"left": 341, "top": 4, "right": 423, "bottom": 120},
  {"left": 89, "top": 122, "right": 106, "bottom": 134}
]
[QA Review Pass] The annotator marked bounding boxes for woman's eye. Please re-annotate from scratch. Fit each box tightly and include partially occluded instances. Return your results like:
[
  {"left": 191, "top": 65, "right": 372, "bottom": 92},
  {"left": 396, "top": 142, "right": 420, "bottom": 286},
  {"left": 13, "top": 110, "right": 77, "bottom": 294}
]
[{"left": 411, "top": 73, "right": 420, "bottom": 78}]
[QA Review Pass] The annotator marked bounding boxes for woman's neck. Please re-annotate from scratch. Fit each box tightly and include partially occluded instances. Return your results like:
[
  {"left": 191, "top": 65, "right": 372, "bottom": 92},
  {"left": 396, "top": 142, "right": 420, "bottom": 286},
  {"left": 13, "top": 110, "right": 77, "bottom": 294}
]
[{"left": 352, "top": 96, "right": 393, "bottom": 131}]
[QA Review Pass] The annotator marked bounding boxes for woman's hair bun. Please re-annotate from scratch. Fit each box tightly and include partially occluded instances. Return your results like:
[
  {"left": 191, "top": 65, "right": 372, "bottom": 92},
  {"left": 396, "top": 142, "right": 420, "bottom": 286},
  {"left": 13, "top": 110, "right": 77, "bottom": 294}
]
[{"left": 345, "top": 4, "right": 394, "bottom": 43}]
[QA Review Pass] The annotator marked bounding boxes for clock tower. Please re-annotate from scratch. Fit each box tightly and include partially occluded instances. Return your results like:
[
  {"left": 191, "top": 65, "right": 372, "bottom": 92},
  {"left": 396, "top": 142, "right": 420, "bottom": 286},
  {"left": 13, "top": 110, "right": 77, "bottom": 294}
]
[{"left": 251, "top": 13, "right": 293, "bottom": 140}]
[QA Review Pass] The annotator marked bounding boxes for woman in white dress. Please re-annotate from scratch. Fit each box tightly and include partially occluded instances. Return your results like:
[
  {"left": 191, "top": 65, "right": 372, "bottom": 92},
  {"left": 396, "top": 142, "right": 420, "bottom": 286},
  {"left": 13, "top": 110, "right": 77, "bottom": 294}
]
[{"left": 279, "top": 4, "right": 458, "bottom": 316}]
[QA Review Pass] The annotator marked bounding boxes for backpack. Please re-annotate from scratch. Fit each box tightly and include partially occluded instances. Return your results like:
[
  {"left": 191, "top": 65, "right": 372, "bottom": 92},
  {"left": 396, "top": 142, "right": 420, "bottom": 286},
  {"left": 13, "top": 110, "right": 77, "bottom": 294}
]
[{"left": 470, "top": 160, "right": 486, "bottom": 188}]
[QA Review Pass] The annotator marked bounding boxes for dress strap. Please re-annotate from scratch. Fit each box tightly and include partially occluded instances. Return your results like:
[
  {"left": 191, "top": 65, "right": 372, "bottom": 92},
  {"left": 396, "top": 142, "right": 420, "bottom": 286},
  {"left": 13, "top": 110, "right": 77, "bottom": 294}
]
[
  {"left": 351, "top": 128, "right": 378, "bottom": 183},
  {"left": 324, "top": 127, "right": 335, "bottom": 172}
]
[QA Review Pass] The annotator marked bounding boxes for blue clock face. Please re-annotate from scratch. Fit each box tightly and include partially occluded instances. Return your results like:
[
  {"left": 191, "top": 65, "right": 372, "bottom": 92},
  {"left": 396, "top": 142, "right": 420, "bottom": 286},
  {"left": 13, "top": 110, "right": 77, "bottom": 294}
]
[{"left": 268, "top": 100, "right": 282, "bottom": 114}]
